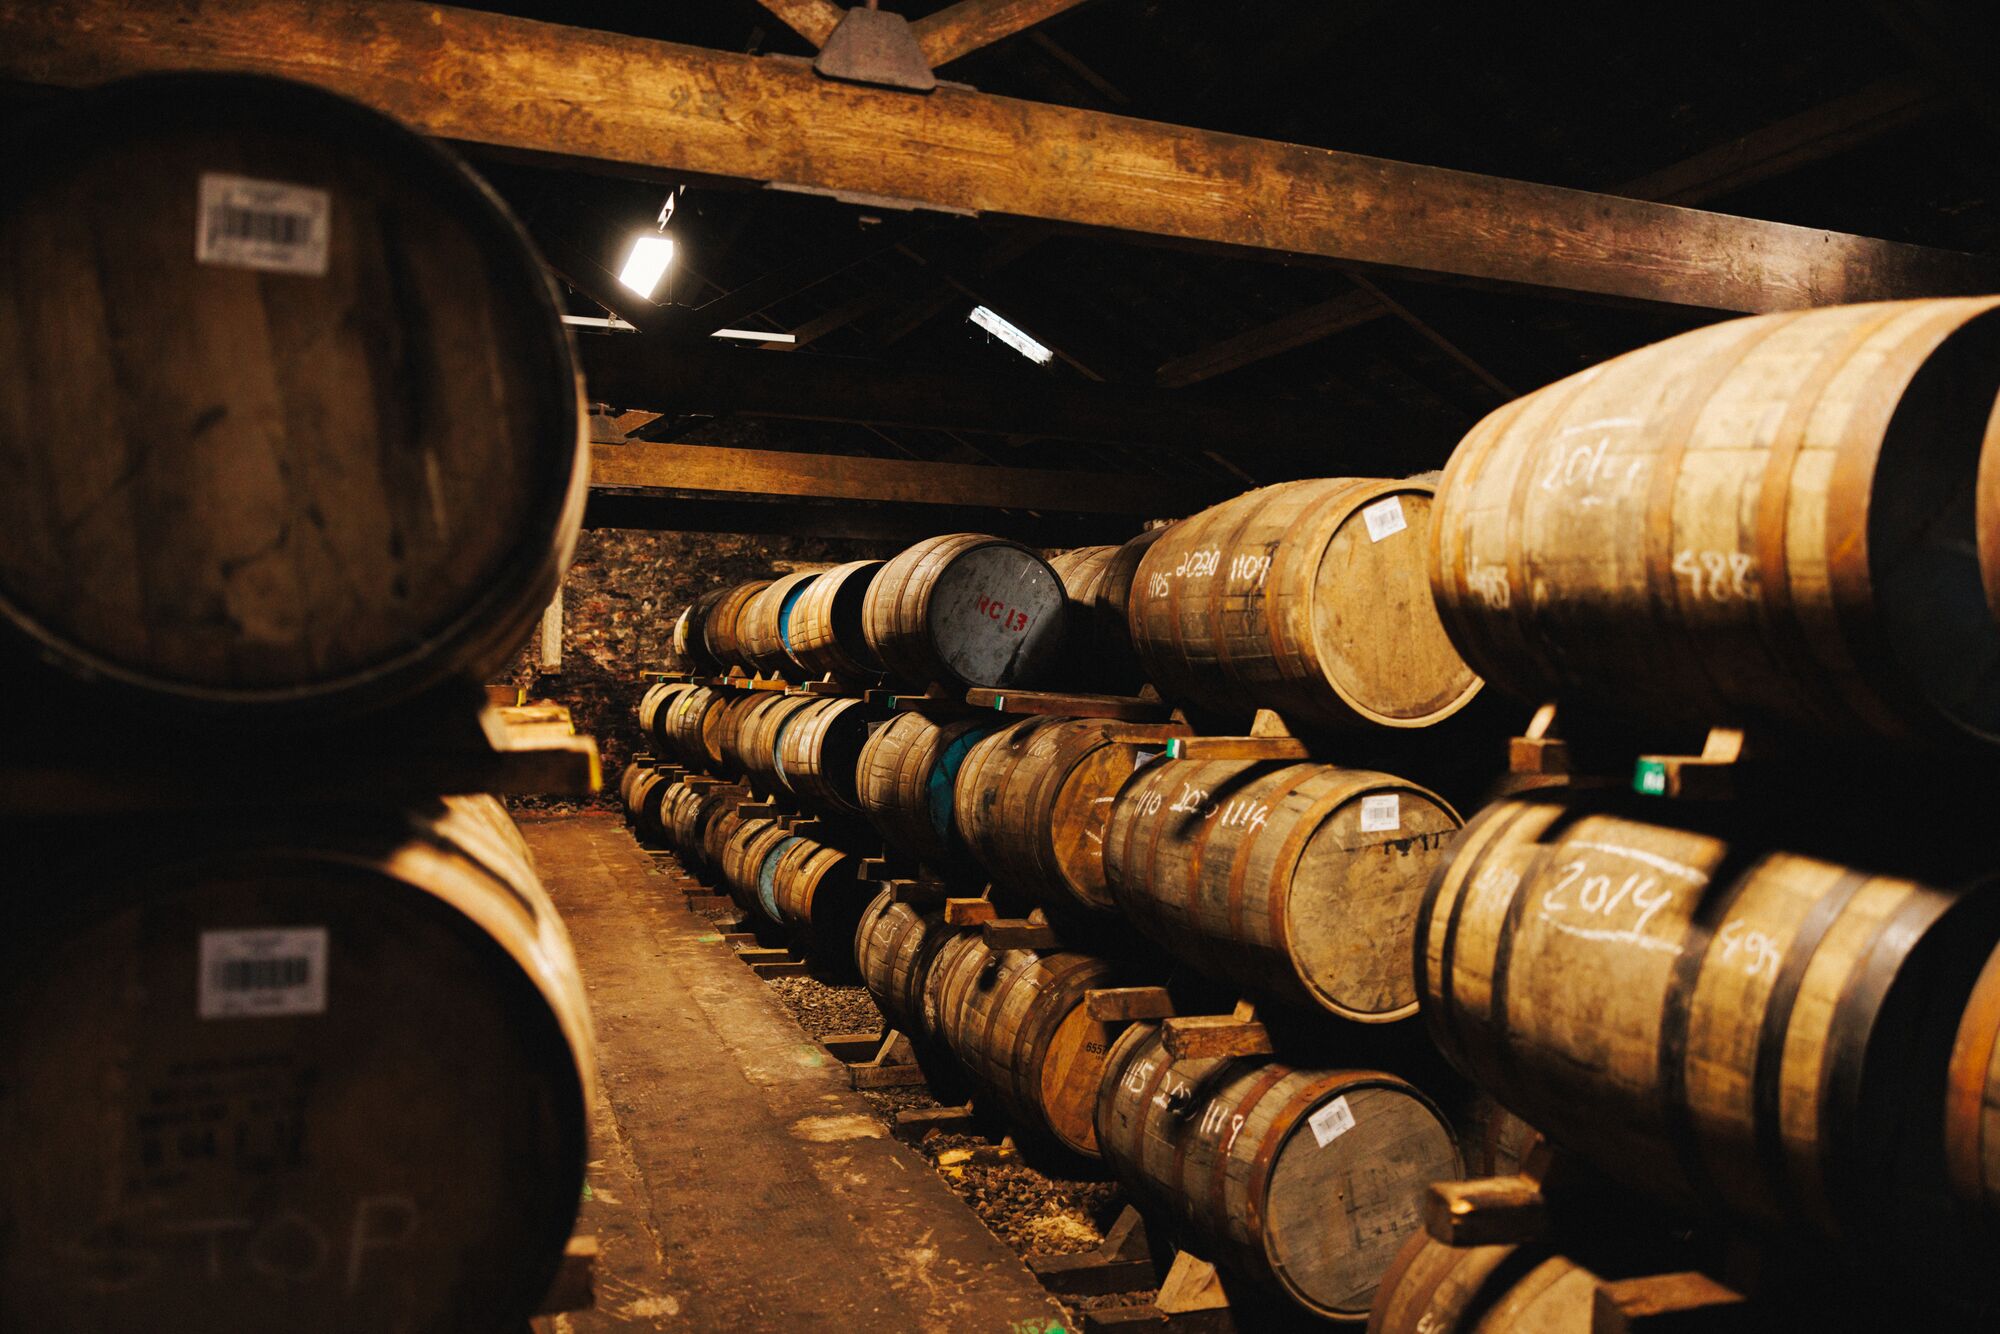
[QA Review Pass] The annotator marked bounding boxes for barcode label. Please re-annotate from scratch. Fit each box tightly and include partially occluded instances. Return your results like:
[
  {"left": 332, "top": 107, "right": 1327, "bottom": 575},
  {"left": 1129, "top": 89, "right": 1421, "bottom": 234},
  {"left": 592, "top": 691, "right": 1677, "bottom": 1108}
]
[
  {"left": 196, "top": 173, "right": 330, "bottom": 276},
  {"left": 1309, "top": 1095, "right": 1357, "bottom": 1147},
  {"left": 1362, "top": 497, "right": 1408, "bottom": 543},
  {"left": 1359, "top": 794, "right": 1401, "bottom": 833},
  {"left": 198, "top": 928, "right": 328, "bottom": 1019}
]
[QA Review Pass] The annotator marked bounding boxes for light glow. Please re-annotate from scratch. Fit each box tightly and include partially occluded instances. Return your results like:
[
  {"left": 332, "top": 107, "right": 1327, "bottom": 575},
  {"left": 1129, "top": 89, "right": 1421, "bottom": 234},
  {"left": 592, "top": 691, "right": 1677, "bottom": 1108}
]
[
  {"left": 711, "top": 328, "right": 798, "bottom": 344},
  {"left": 618, "top": 233, "right": 677, "bottom": 298},
  {"left": 968, "top": 305, "right": 1053, "bottom": 365}
]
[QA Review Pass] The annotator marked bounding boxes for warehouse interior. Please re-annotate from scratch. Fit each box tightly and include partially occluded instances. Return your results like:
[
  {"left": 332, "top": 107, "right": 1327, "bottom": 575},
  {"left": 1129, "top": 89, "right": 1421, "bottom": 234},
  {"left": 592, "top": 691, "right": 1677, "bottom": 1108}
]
[{"left": 6, "top": 2, "right": 2000, "bottom": 1331}]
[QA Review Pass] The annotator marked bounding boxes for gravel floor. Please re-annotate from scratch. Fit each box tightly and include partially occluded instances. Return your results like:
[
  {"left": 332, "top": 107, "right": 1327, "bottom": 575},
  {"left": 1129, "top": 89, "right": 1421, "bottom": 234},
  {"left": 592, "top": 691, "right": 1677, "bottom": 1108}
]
[{"left": 767, "top": 974, "right": 885, "bottom": 1039}]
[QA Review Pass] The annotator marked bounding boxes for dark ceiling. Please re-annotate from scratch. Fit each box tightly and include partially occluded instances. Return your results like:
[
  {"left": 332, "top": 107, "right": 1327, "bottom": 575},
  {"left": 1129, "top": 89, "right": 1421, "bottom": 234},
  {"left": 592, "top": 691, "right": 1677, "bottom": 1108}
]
[{"left": 456, "top": 0, "right": 2000, "bottom": 493}]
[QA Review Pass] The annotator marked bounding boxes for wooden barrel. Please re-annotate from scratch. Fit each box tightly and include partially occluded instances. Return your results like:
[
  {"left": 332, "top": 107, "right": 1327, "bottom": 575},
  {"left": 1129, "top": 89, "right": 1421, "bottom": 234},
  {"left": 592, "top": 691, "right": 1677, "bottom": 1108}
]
[
  {"left": 1129, "top": 479, "right": 1479, "bottom": 731},
  {"left": 1982, "top": 424, "right": 2000, "bottom": 625},
  {"left": 926, "top": 932, "right": 1123, "bottom": 1156},
  {"left": 855, "top": 888, "right": 956, "bottom": 1040},
  {"left": 662, "top": 685, "right": 729, "bottom": 772},
  {"left": 712, "top": 690, "right": 777, "bottom": 777},
  {"left": 770, "top": 839, "right": 868, "bottom": 963},
  {"left": 0, "top": 798, "right": 594, "bottom": 1332},
  {"left": 668, "top": 785, "right": 734, "bottom": 874},
  {"left": 954, "top": 716, "right": 1152, "bottom": 916},
  {"left": 1099, "top": 1023, "right": 1460, "bottom": 1322},
  {"left": 0, "top": 74, "right": 586, "bottom": 724},
  {"left": 1430, "top": 297, "right": 2000, "bottom": 748},
  {"left": 624, "top": 768, "right": 672, "bottom": 842},
  {"left": 636, "top": 681, "right": 693, "bottom": 752},
  {"left": 776, "top": 697, "right": 873, "bottom": 815},
  {"left": 1105, "top": 760, "right": 1460, "bottom": 1022},
  {"left": 1419, "top": 794, "right": 2000, "bottom": 1238},
  {"left": 702, "top": 581, "right": 772, "bottom": 676},
  {"left": 738, "top": 571, "right": 821, "bottom": 680},
  {"left": 1369, "top": 1234, "right": 1600, "bottom": 1334},
  {"left": 1945, "top": 939, "right": 2000, "bottom": 1214},
  {"left": 1048, "top": 540, "right": 1153, "bottom": 692},
  {"left": 720, "top": 817, "right": 790, "bottom": 920},
  {"left": 674, "top": 589, "right": 730, "bottom": 675},
  {"left": 786, "top": 559, "right": 886, "bottom": 686},
  {"left": 855, "top": 711, "right": 1003, "bottom": 872},
  {"left": 737, "top": 694, "right": 819, "bottom": 792},
  {"left": 699, "top": 802, "right": 746, "bottom": 879},
  {"left": 861, "top": 534, "right": 1068, "bottom": 690}
]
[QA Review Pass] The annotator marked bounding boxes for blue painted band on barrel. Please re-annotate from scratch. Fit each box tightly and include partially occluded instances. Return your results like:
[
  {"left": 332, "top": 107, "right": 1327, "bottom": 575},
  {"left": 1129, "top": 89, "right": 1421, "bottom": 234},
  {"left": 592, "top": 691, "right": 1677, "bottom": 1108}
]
[
  {"left": 758, "top": 835, "right": 803, "bottom": 923},
  {"left": 777, "top": 578, "right": 813, "bottom": 656},
  {"left": 771, "top": 707, "right": 803, "bottom": 785},
  {"left": 926, "top": 722, "right": 1002, "bottom": 838}
]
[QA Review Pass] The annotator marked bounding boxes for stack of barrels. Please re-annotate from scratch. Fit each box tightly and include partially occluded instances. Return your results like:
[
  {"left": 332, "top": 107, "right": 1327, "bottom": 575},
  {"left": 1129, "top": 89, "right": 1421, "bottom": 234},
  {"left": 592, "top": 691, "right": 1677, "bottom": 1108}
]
[
  {"left": 0, "top": 75, "right": 595, "bottom": 1332},
  {"left": 1368, "top": 295, "right": 2000, "bottom": 1330}
]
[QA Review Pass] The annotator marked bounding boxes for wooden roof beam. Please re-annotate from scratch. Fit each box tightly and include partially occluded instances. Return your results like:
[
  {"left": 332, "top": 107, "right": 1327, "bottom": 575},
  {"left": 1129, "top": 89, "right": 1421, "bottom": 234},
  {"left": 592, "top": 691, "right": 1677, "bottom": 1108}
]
[
  {"left": 11, "top": 0, "right": 1995, "bottom": 312},
  {"left": 911, "top": 0, "right": 1096, "bottom": 68},
  {"left": 753, "top": 0, "right": 844, "bottom": 48}
]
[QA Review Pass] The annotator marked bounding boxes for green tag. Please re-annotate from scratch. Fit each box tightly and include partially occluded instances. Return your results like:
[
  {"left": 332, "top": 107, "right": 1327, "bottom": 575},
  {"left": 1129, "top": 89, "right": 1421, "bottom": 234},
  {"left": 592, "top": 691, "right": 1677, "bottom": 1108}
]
[
  {"left": 1633, "top": 760, "right": 1668, "bottom": 796},
  {"left": 1166, "top": 737, "right": 1184, "bottom": 760},
  {"left": 993, "top": 695, "right": 1006, "bottom": 710}
]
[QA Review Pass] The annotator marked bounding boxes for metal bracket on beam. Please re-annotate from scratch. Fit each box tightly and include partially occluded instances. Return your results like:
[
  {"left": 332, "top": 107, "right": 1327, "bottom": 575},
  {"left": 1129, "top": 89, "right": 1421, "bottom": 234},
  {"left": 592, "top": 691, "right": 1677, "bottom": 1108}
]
[{"left": 814, "top": 6, "right": 937, "bottom": 91}]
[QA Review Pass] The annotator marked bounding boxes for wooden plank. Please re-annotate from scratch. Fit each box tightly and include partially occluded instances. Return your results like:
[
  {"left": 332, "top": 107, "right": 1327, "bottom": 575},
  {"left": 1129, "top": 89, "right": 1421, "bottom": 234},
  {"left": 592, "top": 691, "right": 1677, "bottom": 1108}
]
[
  {"left": 753, "top": 0, "right": 843, "bottom": 47},
  {"left": 1085, "top": 986, "right": 1176, "bottom": 1022},
  {"left": 589, "top": 442, "right": 1194, "bottom": 517},
  {"left": 1160, "top": 1015, "right": 1273, "bottom": 1061},
  {"left": 13, "top": 0, "right": 1998, "bottom": 312},
  {"left": 912, "top": 0, "right": 1096, "bottom": 68},
  {"left": 943, "top": 897, "right": 999, "bottom": 927},
  {"left": 964, "top": 687, "right": 1173, "bottom": 720},
  {"left": 1161, "top": 735, "right": 1312, "bottom": 762},
  {"left": 983, "top": 920, "right": 1061, "bottom": 950},
  {"left": 1421, "top": 1176, "right": 1547, "bottom": 1247}
]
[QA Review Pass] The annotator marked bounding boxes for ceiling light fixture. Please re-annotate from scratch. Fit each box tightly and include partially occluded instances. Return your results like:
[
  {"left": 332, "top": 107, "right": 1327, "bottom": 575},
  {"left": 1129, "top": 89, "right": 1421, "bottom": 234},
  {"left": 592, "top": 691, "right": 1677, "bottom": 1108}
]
[
  {"left": 617, "top": 187, "right": 683, "bottom": 299},
  {"left": 968, "top": 305, "right": 1052, "bottom": 365}
]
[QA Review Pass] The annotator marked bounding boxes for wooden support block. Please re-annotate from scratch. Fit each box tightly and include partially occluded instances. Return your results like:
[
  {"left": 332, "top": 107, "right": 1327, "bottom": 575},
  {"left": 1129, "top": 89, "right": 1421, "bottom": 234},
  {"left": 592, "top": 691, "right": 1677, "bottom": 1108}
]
[
  {"left": 681, "top": 891, "right": 731, "bottom": 905},
  {"left": 1633, "top": 728, "right": 1748, "bottom": 801},
  {"left": 736, "top": 801, "right": 776, "bottom": 817},
  {"left": 860, "top": 857, "right": 892, "bottom": 879},
  {"left": 1028, "top": 1206, "right": 1156, "bottom": 1296},
  {"left": 1592, "top": 1273, "right": 1752, "bottom": 1334},
  {"left": 820, "top": 1030, "right": 890, "bottom": 1062},
  {"left": 533, "top": 1235, "right": 599, "bottom": 1315},
  {"left": 1156, "top": 1252, "right": 1229, "bottom": 1314},
  {"left": 1161, "top": 1015, "right": 1273, "bottom": 1061},
  {"left": 748, "top": 675, "right": 791, "bottom": 691},
  {"left": 1422, "top": 1175, "right": 1548, "bottom": 1247},
  {"left": 943, "top": 897, "right": 998, "bottom": 926},
  {"left": 849, "top": 1062, "right": 931, "bottom": 1089},
  {"left": 983, "top": 919, "right": 1061, "bottom": 950},
  {"left": 892, "top": 1104, "right": 977, "bottom": 1143},
  {"left": 751, "top": 960, "right": 811, "bottom": 979},
  {"left": 788, "top": 818, "right": 823, "bottom": 836},
  {"left": 736, "top": 946, "right": 795, "bottom": 963},
  {"left": 1163, "top": 735, "right": 1312, "bottom": 761},
  {"left": 1086, "top": 986, "right": 1177, "bottom": 1022},
  {"left": 721, "top": 932, "right": 758, "bottom": 945},
  {"left": 963, "top": 687, "right": 1172, "bottom": 722},
  {"left": 1083, "top": 1309, "right": 1237, "bottom": 1332},
  {"left": 890, "top": 879, "right": 949, "bottom": 906}
]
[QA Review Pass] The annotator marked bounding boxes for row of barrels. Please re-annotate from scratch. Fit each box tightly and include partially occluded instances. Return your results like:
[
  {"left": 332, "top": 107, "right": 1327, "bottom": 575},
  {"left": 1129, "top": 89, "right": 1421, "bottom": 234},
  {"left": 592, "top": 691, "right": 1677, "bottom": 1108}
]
[
  {"left": 851, "top": 889, "right": 1466, "bottom": 1323},
  {"left": 636, "top": 680, "right": 872, "bottom": 814},
  {"left": 665, "top": 468, "right": 1489, "bottom": 733}
]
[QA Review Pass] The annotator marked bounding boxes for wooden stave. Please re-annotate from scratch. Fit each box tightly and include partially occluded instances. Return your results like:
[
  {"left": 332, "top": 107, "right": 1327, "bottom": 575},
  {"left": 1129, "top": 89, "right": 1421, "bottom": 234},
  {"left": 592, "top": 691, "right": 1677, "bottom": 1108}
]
[
  {"left": 1367, "top": 1232, "right": 1601, "bottom": 1334},
  {"left": 0, "top": 798, "right": 595, "bottom": 1331},
  {"left": 776, "top": 696, "right": 871, "bottom": 815},
  {"left": 737, "top": 571, "right": 821, "bottom": 680},
  {"left": 861, "top": 533, "right": 1068, "bottom": 690},
  {"left": 954, "top": 716, "right": 1141, "bottom": 916},
  {"left": 855, "top": 888, "right": 957, "bottom": 1041},
  {"left": 1048, "top": 544, "right": 1149, "bottom": 691},
  {"left": 1417, "top": 794, "right": 2000, "bottom": 1241},
  {"left": 771, "top": 839, "right": 867, "bottom": 962},
  {"left": 675, "top": 589, "right": 731, "bottom": 674},
  {"left": 626, "top": 770, "right": 672, "bottom": 843},
  {"left": 1129, "top": 479, "right": 1480, "bottom": 731},
  {"left": 699, "top": 803, "right": 746, "bottom": 879},
  {"left": 1103, "top": 759, "right": 1461, "bottom": 1022},
  {"left": 1944, "top": 939, "right": 2000, "bottom": 1214},
  {"left": 1097, "top": 1023, "right": 1460, "bottom": 1322},
  {"left": 927, "top": 931, "right": 1123, "bottom": 1156},
  {"left": 636, "top": 680, "right": 693, "bottom": 752},
  {"left": 786, "top": 559, "right": 886, "bottom": 686},
  {"left": 0, "top": 74, "right": 589, "bottom": 725},
  {"left": 720, "top": 817, "right": 788, "bottom": 919},
  {"left": 661, "top": 685, "right": 728, "bottom": 772},
  {"left": 1982, "top": 418, "right": 2000, "bottom": 624},
  {"left": 1428, "top": 297, "right": 2000, "bottom": 749},
  {"left": 701, "top": 580, "right": 773, "bottom": 676},
  {"left": 854, "top": 710, "right": 1002, "bottom": 872}
]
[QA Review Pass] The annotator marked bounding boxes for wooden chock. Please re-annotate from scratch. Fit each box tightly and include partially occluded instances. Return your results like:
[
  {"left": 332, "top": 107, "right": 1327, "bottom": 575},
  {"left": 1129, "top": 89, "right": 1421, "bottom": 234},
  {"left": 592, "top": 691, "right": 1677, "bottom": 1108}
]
[
  {"left": 1591, "top": 1272, "right": 1753, "bottom": 1333},
  {"left": 1421, "top": 1174, "right": 1548, "bottom": 1247},
  {"left": 1161, "top": 1007, "right": 1273, "bottom": 1061},
  {"left": 982, "top": 919, "right": 1060, "bottom": 950},
  {"left": 943, "top": 897, "right": 999, "bottom": 927},
  {"left": 1086, "top": 986, "right": 1177, "bottom": 1023}
]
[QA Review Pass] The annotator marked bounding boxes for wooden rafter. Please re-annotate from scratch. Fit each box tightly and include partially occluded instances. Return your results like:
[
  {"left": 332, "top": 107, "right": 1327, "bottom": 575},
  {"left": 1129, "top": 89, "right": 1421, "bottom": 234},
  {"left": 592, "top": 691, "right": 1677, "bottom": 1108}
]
[
  {"left": 10, "top": 0, "right": 1995, "bottom": 314},
  {"left": 753, "top": 0, "right": 844, "bottom": 48},
  {"left": 590, "top": 441, "right": 1199, "bottom": 515},
  {"left": 911, "top": 0, "right": 1095, "bottom": 68}
]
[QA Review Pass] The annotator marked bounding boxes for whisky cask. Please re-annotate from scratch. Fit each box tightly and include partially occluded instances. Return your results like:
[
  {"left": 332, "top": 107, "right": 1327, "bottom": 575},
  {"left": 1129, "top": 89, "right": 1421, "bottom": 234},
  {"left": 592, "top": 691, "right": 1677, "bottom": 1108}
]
[
  {"left": 737, "top": 571, "right": 821, "bottom": 680},
  {"left": 674, "top": 589, "right": 731, "bottom": 674},
  {"left": 1130, "top": 479, "right": 1479, "bottom": 731},
  {"left": 1049, "top": 529, "right": 1161, "bottom": 691},
  {"left": 1099, "top": 1023, "right": 1460, "bottom": 1321},
  {"left": 927, "top": 932, "right": 1123, "bottom": 1156},
  {"left": 702, "top": 580, "right": 772, "bottom": 676},
  {"left": 954, "top": 716, "right": 1152, "bottom": 916},
  {"left": 1945, "top": 939, "right": 2000, "bottom": 1214},
  {"left": 732, "top": 693, "right": 818, "bottom": 792},
  {"left": 1982, "top": 425, "right": 2000, "bottom": 623},
  {"left": 769, "top": 839, "right": 868, "bottom": 964},
  {"left": 661, "top": 685, "right": 729, "bottom": 772},
  {"left": 1368, "top": 1234, "right": 1600, "bottom": 1334},
  {"left": 636, "top": 680, "right": 694, "bottom": 753},
  {"left": 0, "top": 797, "right": 594, "bottom": 1333},
  {"left": 720, "top": 817, "right": 792, "bottom": 920},
  {"left": 855, "top": 711, "right": 1003, "bottom": 872},
  {"left": 1104, "top": 760, "right": 1460, "bottom": 1022},
  {"left": 0, "top": 75, "right": 586, "bottom": 724},
  {"left": 776, "top": 697, "right": 873, "bottom": 815},
  {"left": 667, "top": 784, "right": 735, "bottom": 875},
  {"left": 786, "top": 559, "right": 887, "bottom": 686},
  {"left": 1430, "top": 297, "right": 2000, "bottom": 747},
  {"left": 1418, "top": 795, "right": 2000, "bottom": 1238},
  {"left": 698, "top": 803, "right": 746, "bottom": 880},
  {"left": 624, "top": 768, "right": 672, "bottom": 842},
  {"left": 862, "top": 534, "right": 1068, "bottom": 690},
  {"left": 855, "top": 888, "right": 956, "bottom": 1040}
]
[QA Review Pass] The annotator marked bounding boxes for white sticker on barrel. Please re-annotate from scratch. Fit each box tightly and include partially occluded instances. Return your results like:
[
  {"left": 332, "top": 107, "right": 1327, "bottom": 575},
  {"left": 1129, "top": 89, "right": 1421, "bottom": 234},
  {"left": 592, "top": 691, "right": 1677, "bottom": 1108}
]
[
  {"left": 1362, "top": 497, "right": 1407, "bottom": 542},
  {"left": 198, "top": 927, "right": 328, "bottom": 1019},
  {"left": 196, "top": 173, "right": 331, "bottom": 276},
  {"left": 1308, "top": 1095, "right": 1357, "bottom": 1147},
  {"left": 1359, "top": 794, "right": 1400, "bottom": 833}
]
